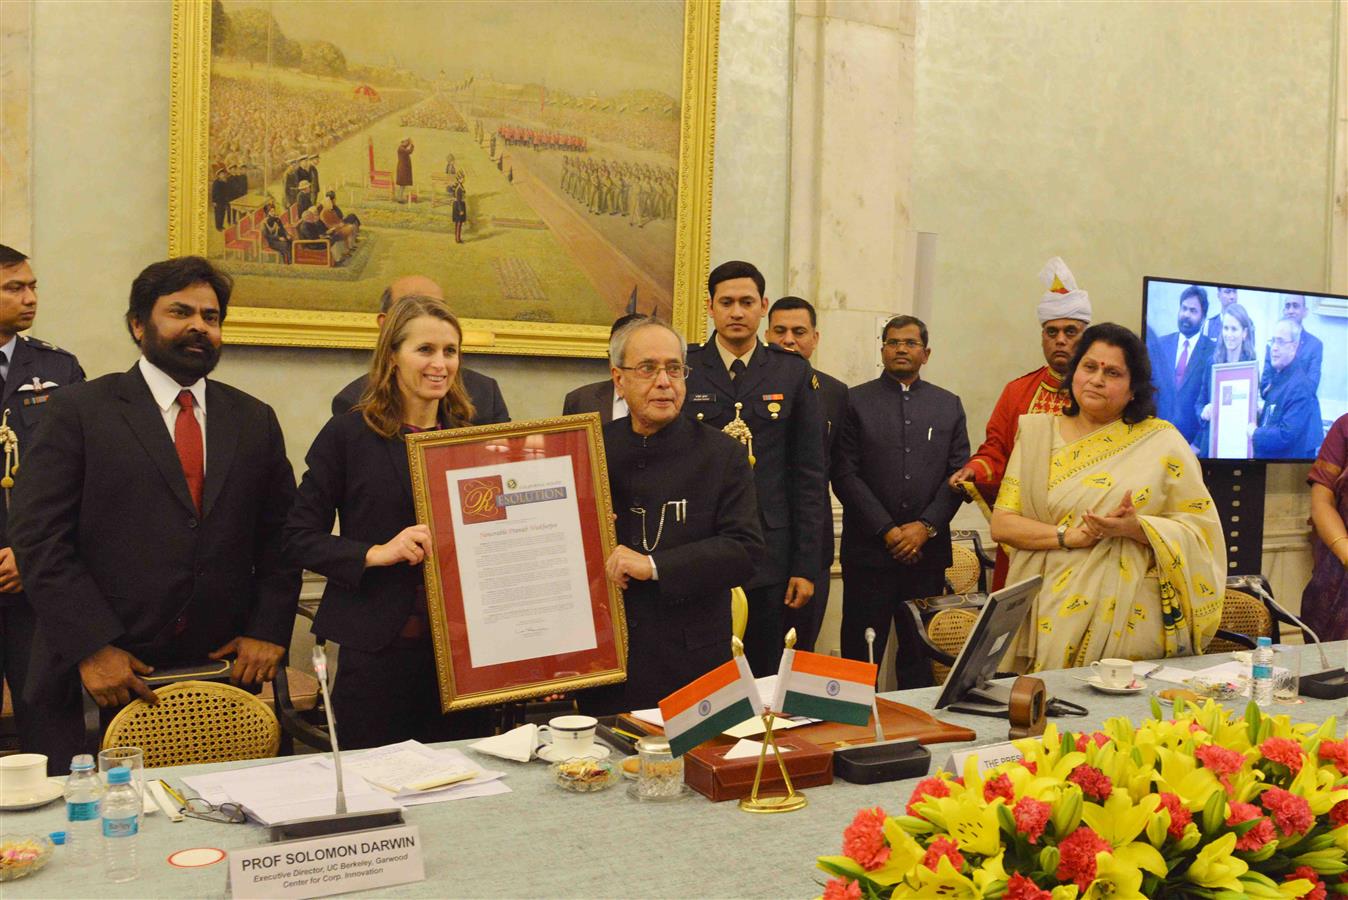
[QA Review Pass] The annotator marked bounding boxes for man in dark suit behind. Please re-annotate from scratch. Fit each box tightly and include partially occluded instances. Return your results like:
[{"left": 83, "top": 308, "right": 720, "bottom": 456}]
[
  {"left": 765, "top": 295, "right": 847, "bottom": 653},
  {"left": 1152, "top": 284, "right": 1216, "bottom": 446},
  {"left": 1253, "top": 317, "right": 1324, "bottom": 459},
  {"left": 11, "top": 256, "right": 300, "bottom": 769},
  {"left": 833, "top": 315, "right": 969, "bottom": 689},
  {"left": 561, "top": 312, "right": 646, "bottom": 424},
  {"left": 331, "top": 275, "right": 509, "bottom": 425},
  {"left": 680, "top": 261, "right": 827, "bottom": 676}
]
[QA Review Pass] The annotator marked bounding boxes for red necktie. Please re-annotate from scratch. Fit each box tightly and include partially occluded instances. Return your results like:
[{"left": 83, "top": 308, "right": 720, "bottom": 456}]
[
  {"left": 175, "top": 389, "right": 204, "bottom": 513},
  {"left": 1174, "top": 338, "right": 1190, "bottom": 386}
]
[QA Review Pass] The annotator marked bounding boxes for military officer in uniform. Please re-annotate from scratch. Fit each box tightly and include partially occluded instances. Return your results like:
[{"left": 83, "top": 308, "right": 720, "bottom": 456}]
[
  {"left": 681, "top": 261, "right": 827, "bottom": 676},
  {"left": 599, "top": 317, "right": 764, "bottom": 709},
  {"left": 0, "top": 245, "right": 85, "bottom": 766}
]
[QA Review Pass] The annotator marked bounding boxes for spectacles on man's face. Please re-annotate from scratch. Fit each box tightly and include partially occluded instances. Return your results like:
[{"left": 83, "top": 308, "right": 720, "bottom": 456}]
[
  {"left": 183, "top": 797, "right": 247, "bottom": 824},
  {"left": 617, "top": 362, "right": 691, "bottom": 380},
  {"left": 882, "top": 339, "right": 924, "bottom": 350}
]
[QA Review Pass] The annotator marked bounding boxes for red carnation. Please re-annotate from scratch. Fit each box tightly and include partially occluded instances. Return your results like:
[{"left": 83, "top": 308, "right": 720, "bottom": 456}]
[
  {"left": 1068, "top": 763, "right": 1113, "bottom": 802},
  {"left": 1261, "top": 788, "right": 1314, "bottom": 838},
  {"left": 1195, "top": 743, "right": 1245, "bottom": 775},
  {"left": 1074, "top": 731, "right": 1110, "bottom": 752},
  {"left": 984, "top": 773, "right": 1015, "bottom": 805},
  {"left": 1261, "top": 737, "right": 1305, "bottom": 774},
  {"left": 906, "top": 777, "right": 950, "bottom": 816},
  {"left": 1005, "top": 872, "right": 1053, "bottom": 900},
  {"left": 1331, "top": 799, "right": 1348, "bottom": 828},
  {"left": 1319, "top": 738, "right": 1348, "bottom": 776},
  {"left": 1226, "top": 801, "right": 1276, "bottom": 851},
  {"left": 1056, "top": 825, "right": 1112, "bottom": 891},
  {"left": 842, "top": 807, "right": 890, "bottom": 870},
  {"left": 1285, "top": 865, "right": 1327, "bottom": 900},
  {"left": 1157, "top": 792, "right": 1192, "bottom": 840},
  {"left": 822, "top": 877, "right": 863, "bottom": 900},
  {"left": 922, "top": 836, "right": 965, "bottom": 873},
  {"left": 1014, "top": 796, "right": 1052, "bottom": 844}
]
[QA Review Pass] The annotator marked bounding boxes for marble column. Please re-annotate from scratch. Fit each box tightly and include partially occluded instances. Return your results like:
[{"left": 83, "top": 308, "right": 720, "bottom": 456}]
[{"left": 786, "top": 0, "right": 919, "bottom": 386}]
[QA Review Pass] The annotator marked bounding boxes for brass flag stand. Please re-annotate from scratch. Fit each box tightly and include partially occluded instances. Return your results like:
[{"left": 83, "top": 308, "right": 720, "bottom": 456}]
[{"left": 738, "top": 630, "right": 807, "bottom": 814}]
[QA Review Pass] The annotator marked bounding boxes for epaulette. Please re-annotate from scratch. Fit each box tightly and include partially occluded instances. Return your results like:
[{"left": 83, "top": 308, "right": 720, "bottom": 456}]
[
  {"left": 19, "top": 335, "right": 76, "bottom": 358},
  {"left": 765, "top": 342, "right": 810, "bottom": 364}
]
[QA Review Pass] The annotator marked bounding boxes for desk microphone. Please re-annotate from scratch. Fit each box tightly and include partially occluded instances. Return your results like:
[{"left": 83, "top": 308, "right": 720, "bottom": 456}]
[
  {"left": 864, "top": 628, "right": 883, "bottom": 743},
  {"left": 1231, "top": 575, "right": 1347, "bottom": 699},
  {"left": 267, "top": 645, "right": 405, "bottom": 841}
]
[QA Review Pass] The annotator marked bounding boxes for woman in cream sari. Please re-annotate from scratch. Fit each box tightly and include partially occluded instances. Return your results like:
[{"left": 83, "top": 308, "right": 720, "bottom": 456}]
[{"left": 992, "top": 323, "right": 1225, "bottom": 673}]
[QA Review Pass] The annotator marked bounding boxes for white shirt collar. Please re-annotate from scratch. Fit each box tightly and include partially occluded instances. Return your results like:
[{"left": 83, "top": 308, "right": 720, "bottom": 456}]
[
  {"left": 0, "top": 334, "right": 18, "bottom": 366},
  {"left": 138, "top": 356, "right": 207, "bottom": 414}
]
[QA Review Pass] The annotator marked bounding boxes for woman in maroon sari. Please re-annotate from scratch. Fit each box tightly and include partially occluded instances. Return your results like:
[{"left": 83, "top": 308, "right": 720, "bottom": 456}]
[{"left": 1303, "top": 413, "right": 1348, "bottom": 639}]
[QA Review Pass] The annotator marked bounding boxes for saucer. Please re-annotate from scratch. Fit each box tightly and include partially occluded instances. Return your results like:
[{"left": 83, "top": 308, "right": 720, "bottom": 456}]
[
  {"left": 0, "top": 779, "right": 63, "bottom": 811},
  {"left": 1079, "top": 675, "right": 1144, "bottom": 695},
  {"left": 536, "top": 744, "right": 611, "bottom": 763},
  {"left": 627, "top": 782, "right": 693, "bottom": 802}
]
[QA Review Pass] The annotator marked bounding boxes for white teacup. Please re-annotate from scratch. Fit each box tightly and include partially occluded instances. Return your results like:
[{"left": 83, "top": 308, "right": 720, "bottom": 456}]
[
  {"left": 1090, "top": 658, "right": 1134, "bottom": 689},
  {"left": 0, "top": 753, "right": 48, "bottom": 800},
  {"left": 538, "top": 715, "right": 598, "bottom": 757}
]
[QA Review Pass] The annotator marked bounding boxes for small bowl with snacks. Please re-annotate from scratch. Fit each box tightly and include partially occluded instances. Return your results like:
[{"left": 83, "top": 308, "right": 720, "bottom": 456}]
[
  {"left": 552, "top": 758, "right": 619, "bottom": 793},
  {"left": 0, "top": 834, "right": 54, "bottom": 882}
]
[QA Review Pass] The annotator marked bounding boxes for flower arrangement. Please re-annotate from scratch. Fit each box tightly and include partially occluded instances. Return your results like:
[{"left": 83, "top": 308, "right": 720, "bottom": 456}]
[{"left": 817, "top": 700, "right": 1348, "bottom": 899}]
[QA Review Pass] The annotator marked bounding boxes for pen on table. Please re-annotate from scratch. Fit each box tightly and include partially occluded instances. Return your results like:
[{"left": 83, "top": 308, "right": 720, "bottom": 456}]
[
  {"left": 153, "top": 780, "right": 186, "bottom": 823},
  {"left": 927, "top": 427, "right": 932, "bottom": 441}
]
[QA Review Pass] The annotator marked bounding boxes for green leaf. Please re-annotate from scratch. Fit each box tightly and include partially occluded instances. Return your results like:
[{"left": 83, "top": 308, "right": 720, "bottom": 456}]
[
  {"left": 1201, "top": 788, "right": 1227, "bottom": 836},
  {"left": 1039, "top": 845, "right": 1060, "bottom": 874},
  {"left": 1246, "top": 701, "right": 1262, "bottom": 745},
  {"left": 996, "top": 802, "right": 1017, "bottom": 838},
  {"left": 1150, "top": 696, "right": 1164, "bottom": 720},
  {"left": 1231, "top": 818, "right": 1260, "bottom": 838}
]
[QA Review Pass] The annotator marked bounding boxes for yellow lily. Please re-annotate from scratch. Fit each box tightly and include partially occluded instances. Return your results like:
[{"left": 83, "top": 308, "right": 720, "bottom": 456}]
[
  {"left": 1082, "top": 850, "right": 1147, "bottom": 900},
  {"left": 1081, "top": 792, "right": 1159, "bottom": 848},
  {"left": 929, "top": 794, "right": 1002, "bottom": 857},
  {"left": 897, "top": 855, "right": 978, "bottom": 899},
  {"left": 1288, "top": 757, "right": 1348, "bottom": 816},
  {"left": 1051, "top": 886, "right": 1082, "bottom": 900},
  {"left": 1152, "top": 746, "right": 1224, "bottom": 810},
  {"left": 972, "top": 851, "right": 1008, "bottom": 895},
  {"left": 1184, "top": 832, "right": 1249, "bottom": 891}
]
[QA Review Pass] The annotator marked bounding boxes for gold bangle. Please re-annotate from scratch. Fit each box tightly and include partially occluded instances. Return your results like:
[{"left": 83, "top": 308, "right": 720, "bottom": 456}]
[{"left": 1332, "top": 535, "right": 1348, "bottom": 548}]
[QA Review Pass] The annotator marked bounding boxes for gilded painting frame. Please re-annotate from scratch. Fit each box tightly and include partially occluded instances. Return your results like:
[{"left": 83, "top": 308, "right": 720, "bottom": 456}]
[
  {"left": 168, "top": 0, "right": 717, "bottom": 357},
  {"left": 406, "top": 414, "right": 626, "bottom": 711}
]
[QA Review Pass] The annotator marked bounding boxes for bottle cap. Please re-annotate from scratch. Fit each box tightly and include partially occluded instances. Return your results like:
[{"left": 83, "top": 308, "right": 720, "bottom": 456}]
[
  {"left": 107, "top": 767, "right": 131, "bottom": 785},
  {"left": 48, "top": 831, "right": 67, "bottom": 846},
  {"left": 1257, "top": 636, "right": 1272, "bottom": 647},
  {"left": 70, "top": 754, "right": 94, "bottom": 771}
]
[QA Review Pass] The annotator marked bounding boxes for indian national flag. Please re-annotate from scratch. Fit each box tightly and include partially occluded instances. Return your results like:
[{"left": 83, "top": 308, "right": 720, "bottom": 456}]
[
  {"left": 770, "top": 649, "right": 876, "bottom": 726},
  {"left": 659, "top": 657, "right": 762, "bottom": 758}
]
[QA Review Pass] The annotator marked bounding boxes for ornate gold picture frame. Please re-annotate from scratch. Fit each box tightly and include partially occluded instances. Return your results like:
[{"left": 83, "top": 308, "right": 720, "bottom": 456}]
[
  {"left": 406, "top": 414, "right": 625, "bottom": 711},
  {"left": 169, "top": 0, "right": 717, "bottom": 357}
]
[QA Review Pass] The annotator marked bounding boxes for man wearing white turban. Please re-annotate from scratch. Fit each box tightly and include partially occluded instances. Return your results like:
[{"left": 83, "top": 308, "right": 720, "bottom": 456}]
[{"left": 949, "top": 257, "right": 1092, "bottom": 588}]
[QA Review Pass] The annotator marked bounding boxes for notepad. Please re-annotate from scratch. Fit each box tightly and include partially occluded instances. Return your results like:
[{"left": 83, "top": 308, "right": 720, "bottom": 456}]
[{"left": 346, "top": 749, "right": 478, "bottom": 795}]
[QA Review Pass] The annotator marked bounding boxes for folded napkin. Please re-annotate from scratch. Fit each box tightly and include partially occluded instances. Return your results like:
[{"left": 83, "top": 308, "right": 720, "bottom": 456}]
[{"left": 469, "top": 723, "right": 539, "bottom": 763}]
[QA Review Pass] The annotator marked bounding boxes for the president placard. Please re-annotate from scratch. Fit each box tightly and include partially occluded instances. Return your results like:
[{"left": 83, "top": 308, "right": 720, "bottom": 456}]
[
  {"left": 405, "top": 415, "right": 627, "bottom": 711},
  {"left": 447, "top": 457, "right": 598, "bottom": 668}
]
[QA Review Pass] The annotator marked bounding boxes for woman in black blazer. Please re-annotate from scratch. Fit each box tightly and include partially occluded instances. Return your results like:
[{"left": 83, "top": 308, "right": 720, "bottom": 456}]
[{"left": 285, "top": 294, "right": 489, "bottom": 748}]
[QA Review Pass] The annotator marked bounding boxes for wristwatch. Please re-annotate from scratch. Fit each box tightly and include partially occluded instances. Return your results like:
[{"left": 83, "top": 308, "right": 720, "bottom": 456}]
[
  {"left": 1056, "top": 523, "right": 1069, "bottom": 549},
  {"left": 919, "top": 520, "right": 938, "bottom": 539}
]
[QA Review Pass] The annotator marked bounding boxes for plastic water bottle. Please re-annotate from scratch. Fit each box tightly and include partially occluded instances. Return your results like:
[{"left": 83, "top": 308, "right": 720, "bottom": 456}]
[
  {"left": 1252, "top": 636, "right": 1274, "bottom": 706},
  {"left": 101, "top": 767, "right": 139, "bottom": 883},
  {"left": 62, "top": 754, "right": 105, "bottom": 866}
]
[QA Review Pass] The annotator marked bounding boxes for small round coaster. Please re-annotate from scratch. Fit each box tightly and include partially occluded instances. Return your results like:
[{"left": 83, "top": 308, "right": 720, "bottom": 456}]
[{"left": 168, "top": 847, "right": 226, "bottom": 868}]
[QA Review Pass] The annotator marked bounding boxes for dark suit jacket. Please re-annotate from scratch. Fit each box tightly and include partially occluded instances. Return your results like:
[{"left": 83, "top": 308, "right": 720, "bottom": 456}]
[
  {"left": 284, "top": 412, "right": 433, "bottom": 653},
  {"left": 1261, "top": 329, "right": 1324, "bottom": 394},
  {"left": 9, "top": 366, "right": 300, "bottom": 698},
  {"left": 604, "top": 415, "right": 764, "bottom": 708},
  {"left": 833, "top": 376, "right": 969, "bottom": 574},
  {"left": 681, "top": 338, "right": 826, "bottom": 588},
  {"left": 332, "top": 368, "right": 509, "bottom": 426},
  {"left": 812, "top": 367, "right": 849, "bottom": 570},
  {"left": 1152, "top": 330, "right": 1215, "bottom": 444},
  {"left": 562, "top": 379, "right": 617, "bottom": 424},
  {"left": 1253, "top": 364, "right": 1323, "bottom": 459}
]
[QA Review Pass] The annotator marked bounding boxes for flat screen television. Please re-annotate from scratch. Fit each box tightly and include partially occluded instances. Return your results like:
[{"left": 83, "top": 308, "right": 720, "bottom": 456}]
[{"left": 1142, "top": 276, "right": 1345, "bottom": 463}]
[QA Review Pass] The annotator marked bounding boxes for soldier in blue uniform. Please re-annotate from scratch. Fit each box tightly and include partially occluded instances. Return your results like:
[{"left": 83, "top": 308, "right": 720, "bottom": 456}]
[
  {"left": 0, "top": 245, "right": 85, "bottom": 767},
  {"left": 681, "top": 261, "right": 827, "bottom": 676}
]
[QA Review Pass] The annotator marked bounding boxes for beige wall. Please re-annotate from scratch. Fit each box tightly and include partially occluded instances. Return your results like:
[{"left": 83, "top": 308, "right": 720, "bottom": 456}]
[{"left": 27, "top": 0, "right": 791, "bottom": 474}]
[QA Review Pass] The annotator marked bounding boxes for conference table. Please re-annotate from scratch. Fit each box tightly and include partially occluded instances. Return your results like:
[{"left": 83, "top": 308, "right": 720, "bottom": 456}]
[{"left": 6, "top": 644, "right": 1346, "bottom": 899}]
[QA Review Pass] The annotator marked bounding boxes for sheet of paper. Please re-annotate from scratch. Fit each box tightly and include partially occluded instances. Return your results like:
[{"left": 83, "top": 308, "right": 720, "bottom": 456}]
[
  {"left": 324, "top": 742, "right": 509, "bottom": 803},
  {"left": 184, "top": 757, "right": 398, "bottom": 826},
  {"left": 723, "top": 716, "right": 809, "bottom": 739},
  {"left": 446, "top": 456, "right": 598, "bottom": 668},
  {"left": 347, "top": 748, "right": 476, "bottom": 795},
  {"left": 723, "top": 739, "right": 795, "bottom": 760},
  {"left": 1139, "top": 665, "right": 1198, "bottom": 685}
]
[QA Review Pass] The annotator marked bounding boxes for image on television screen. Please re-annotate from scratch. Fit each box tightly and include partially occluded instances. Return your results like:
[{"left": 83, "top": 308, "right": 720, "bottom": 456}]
[{"left": 1142, "top": 277, "right": 1346, "bottom": 463}]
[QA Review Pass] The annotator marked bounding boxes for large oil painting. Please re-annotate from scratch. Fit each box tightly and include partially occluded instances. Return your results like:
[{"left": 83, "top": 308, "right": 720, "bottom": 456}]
[{"left": 170, "top": 0, "right": 717, "bottom": 356}]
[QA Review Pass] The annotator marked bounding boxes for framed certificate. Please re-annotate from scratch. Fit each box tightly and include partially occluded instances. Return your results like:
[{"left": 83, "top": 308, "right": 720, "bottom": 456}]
[
  {"left": 406, "top": 414, "right": 626, "bottom": 711},
  {"left": 1208, "top": 361, "right": 1259, "bottom": 459}
]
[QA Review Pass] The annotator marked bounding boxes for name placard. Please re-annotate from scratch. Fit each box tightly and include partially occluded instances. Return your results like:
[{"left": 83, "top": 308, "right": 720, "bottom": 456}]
[
  {"left": 229, "top": 824, "right": 425, "bottom": 899},
  {"left": 941, "top": 741, "right": 1024, "bottom": 777}
]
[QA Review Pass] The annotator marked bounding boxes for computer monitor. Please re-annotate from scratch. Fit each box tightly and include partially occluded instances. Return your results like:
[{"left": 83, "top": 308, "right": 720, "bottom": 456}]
[
  {"left": 934, "top": 575, "right": 1042, "bottom": 715},
  {"left": 1142, "top": 276, "right": 1345, "bottom": 463}
]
